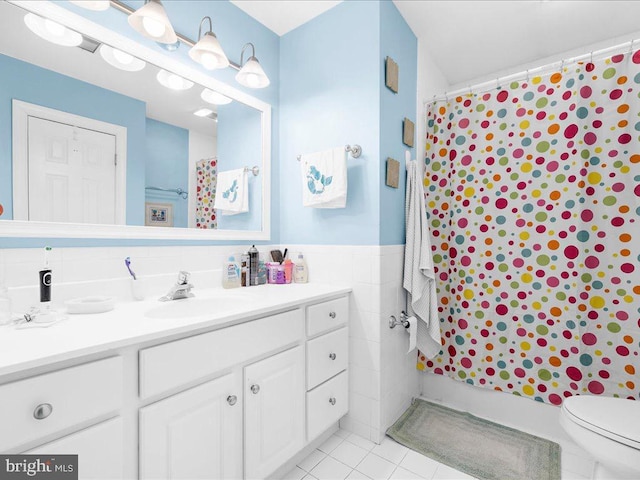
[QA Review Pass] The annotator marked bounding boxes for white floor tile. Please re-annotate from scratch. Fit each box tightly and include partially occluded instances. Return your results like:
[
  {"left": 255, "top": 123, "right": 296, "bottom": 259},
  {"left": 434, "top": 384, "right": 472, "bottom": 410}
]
[
  {"left": 331, "top": 441, "right": 369, "bottom": 469},
  {"left": 356, "top": 453, "right": 397, "bottom": 480},
  {"left": 335, "top": 428, "right": 352, "bottom": 439},
  {"left": 346, "top": 432, "right": 377, "bottom": 451},
  {"left": 399, "top": 451, "right": 439, "bottom": 479},
  {"left": 303, "top": 475, "right": 319, "bottom": 480},
  {"left": 310, "top": 456, "right": 352, "bottom": 480},
  {"left": 298, "top": 450, "right": 328, "bottom": 472},
  {"left": 282, "top": 466, "right": 307, "bottom": 480},
  {"left": 561, "top": 450, "right": 594, "bottom": 478},
  {"left": 371, "top": 437, "right": 409, "bottom": 464},
  {"left": 346, "top": 470, "right": 372, "bottom": 480},
  {"left": 389, "top": 466, "right": 426, "bottom": 480},
  {"left": 318, "top": 434, "right": 345, "bottom": 454},
  {"left": 432, "top": 463, "right": 474, "bottom": 480}
]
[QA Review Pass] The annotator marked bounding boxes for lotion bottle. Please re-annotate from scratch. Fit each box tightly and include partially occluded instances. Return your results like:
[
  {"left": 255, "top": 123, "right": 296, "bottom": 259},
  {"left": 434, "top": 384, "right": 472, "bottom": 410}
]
[
  {"left": 222, "top": 256, "right": 241, "bottom": 289},
  {"left": 294, "top": 253, "right": 308, "bottom": 283}
]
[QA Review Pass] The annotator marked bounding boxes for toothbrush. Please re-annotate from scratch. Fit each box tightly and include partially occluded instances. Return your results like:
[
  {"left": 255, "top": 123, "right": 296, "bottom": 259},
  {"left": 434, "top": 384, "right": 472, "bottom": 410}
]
[{"left": 125, "top": 257, "right": 137, "bottom": 280}]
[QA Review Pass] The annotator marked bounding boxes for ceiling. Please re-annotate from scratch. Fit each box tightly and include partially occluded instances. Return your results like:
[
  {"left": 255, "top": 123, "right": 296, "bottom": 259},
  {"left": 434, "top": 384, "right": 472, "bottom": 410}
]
[{"left": 232, "top": 1, "right": 640, "bottom": 87}]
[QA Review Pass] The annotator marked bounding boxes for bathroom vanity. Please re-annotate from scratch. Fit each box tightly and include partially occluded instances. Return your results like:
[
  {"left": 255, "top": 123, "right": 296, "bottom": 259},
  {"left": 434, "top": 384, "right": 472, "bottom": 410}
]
[{"left": 0, "top": 284, "right": 350, "bottom": 479}]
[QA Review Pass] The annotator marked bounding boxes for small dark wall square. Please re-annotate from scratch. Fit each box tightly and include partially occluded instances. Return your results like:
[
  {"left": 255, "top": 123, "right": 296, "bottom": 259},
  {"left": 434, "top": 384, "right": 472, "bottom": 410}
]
[
  {"left": 386, "top": 158, "right": 400, "bottom": 188},
  {"left": 385, "top": 56, "right": 399, "bottom": 93},
  {"left": 403, "top": 118, "right": 415, "bottom": 147}
]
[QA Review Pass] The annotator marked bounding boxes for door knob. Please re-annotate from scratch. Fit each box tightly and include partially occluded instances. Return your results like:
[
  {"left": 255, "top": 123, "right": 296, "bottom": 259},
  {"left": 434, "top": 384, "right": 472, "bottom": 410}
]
[
  {"left": 329, "top": 353, "right": 337, "bottom": 360},
  {"left": 329, "top": 311, "right": 336, "bottom": 319},
  {"left": 329, "top": 397, "right": 337, "bottom": 405},
  {"left": 227, "top": 395, "right": 237, "bottom": 406},
  {"left": 33, "top": 403, "right": 53, "bottom": 420},
  {"left": 250, "top": 384, "right": 260, "bottom": 394}
]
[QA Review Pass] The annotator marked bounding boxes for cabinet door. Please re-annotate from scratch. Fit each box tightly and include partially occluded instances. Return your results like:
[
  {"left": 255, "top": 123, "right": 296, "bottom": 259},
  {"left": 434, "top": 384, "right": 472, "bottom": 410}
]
[
  {"left": 245, "top": 346, "right": 304, "bottom": 479},
  {"left": 26, "top": 417, "right": 123, "bottom": 480},
  {"left": 139, "top": 373, "right": 242, "bottom": 480}
]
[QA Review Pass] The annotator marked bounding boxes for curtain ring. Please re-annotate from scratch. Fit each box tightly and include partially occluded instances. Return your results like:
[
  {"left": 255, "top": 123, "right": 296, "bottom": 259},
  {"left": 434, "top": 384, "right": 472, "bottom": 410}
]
[
  {"left": 560, "top": 59, "right": 565, "bottom": 72},
  {"left": 496, "top": 78, "right": 500, "bottom": 89},
  {"left": 629, "top": 39, "right": 634, "bottom": 55},
  {"left": 445, "top": 91, "right": 449, "bottom": 103},
  {"left": 590, "top": 51, "right": 593, "bottom": 64},
  {"left": 525, "top": 69, "right": 530, "bottom": 82}
]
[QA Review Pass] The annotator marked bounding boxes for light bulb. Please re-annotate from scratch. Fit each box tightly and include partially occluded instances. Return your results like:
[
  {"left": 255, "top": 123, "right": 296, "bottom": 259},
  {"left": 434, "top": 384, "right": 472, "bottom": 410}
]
[
  {"left": 44, "top": 19, "right": 66, "bottom": 37},
  {"left": 142, "top": 16, "right": 166, "bottom": 38},
  {"left": 112, "top": 49, "right": 134, "bottom": 65},
  {"left": 200, "top": 52, "right": 219, "bottom": 70}
]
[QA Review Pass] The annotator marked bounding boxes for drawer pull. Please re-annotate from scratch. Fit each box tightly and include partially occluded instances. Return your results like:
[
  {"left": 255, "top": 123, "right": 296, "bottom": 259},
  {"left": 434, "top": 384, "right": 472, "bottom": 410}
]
[
  {"left": 250, "top": 384, "right": 260, "bottom": 394},
  {"left": 329, "top": 397, "right": 337, "bottom": 406},
  {"left": 329, "top": 353, "right": 337, "bottom": 360},
  {"left": 33, "top": 403, "right": 53, "bottom": 420},
  {"left": 227, "top": 395, "right": 238, "bottom": 406},
  {"left": 329, "top": 311, "right": 337, "bottom": 319}
]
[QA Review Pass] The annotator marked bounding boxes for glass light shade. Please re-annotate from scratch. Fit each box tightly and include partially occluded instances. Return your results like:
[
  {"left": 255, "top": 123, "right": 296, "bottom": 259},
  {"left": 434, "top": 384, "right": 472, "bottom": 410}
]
[
  {"left": 200, "top": 88, "right": 232, "bottom": 105},
  {"left": 99, "top": 44, "right": 146, "bottom": 72},
  {"left": 235, "top": 56, "right": 270, "bottom": 89},
  {"left": 127, "top": 0, "right": 177, "bottom": 44},
  {"left": 69, "top": 1, "right": 110, "bottom": 11},
  {"left": 189, "top": 33, "right": 229, "bottom": 70},
  {"left": 24, "top": 13, "right": 83, "bottom": 47},
  {"left": 156, "top": 70, "right": 194, "bottom": 91},
  {"left": 193, "top": 108, "right": 214, "bottom": 117}
]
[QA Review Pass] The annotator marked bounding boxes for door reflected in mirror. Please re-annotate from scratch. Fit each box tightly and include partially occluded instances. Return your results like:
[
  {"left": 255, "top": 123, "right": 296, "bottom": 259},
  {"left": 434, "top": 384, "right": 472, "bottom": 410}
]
[{"left": 0, "top": 1, "right": 268, "bottom": 236}]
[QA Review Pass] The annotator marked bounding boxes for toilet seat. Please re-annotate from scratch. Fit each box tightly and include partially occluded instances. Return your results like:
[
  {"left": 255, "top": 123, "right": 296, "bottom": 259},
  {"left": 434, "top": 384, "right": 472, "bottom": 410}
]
[{"left": 562, "top": 396, "right": 640, "bottom": 449}]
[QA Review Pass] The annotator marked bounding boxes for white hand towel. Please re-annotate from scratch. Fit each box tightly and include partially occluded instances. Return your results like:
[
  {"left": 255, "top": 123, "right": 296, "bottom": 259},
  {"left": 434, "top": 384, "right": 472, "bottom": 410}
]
[
  {"left": 403, "top": 159, "right": 441, "bottom": 359},
  {"left": 300, "top": 147, "right": 347, "bottom": 208},
  {"left": 214, "top": 168, "right": 248, "bottom": 215}
]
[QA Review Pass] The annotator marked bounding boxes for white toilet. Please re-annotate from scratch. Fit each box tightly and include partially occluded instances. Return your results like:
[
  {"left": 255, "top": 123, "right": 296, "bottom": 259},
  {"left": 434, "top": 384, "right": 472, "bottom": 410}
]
[{"left": 560, "top": 395, "right": 640, "bottom": 479}]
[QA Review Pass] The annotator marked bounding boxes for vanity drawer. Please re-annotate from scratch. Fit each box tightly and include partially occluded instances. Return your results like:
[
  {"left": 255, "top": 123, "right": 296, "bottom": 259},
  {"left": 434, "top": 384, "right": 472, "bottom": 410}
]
[
  {"left": 307, "top": 371, "right": 348, "bottom": 441},
  {"left": 140, "top": 309, "right": 303, "bottom": 399},
  {"left": 306, "top": 327, "right": 348, "bottom": 390},
  {"left": 0, "top": 356, "right": 123, "bottom": 452},
  {"left": 306, "top": 296, "right": 348, "bottom": 337}
]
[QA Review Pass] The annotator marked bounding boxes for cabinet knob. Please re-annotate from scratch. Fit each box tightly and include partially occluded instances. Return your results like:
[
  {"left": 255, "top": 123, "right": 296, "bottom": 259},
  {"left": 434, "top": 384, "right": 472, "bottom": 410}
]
[
  {"left": 329, "top": 353, "right": 337, "bottom": 360},
  {"left": 227, "top": 395, "right": 237, "bottom": 406},
  {"left": 33, "top": 403, "right": 53, "bottom": 420},
  {"left": 329, "top": 311, "right": 337, "bottom": 319},
  {"left": 329, "top": 397, "right": 337, "bottom": 406},
  {"left": 250, "top": 384, "right": 260, "bottom": 394}
]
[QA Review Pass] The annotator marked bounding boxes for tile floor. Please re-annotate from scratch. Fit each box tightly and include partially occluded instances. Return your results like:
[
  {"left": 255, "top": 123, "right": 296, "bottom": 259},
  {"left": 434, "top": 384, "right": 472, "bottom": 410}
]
[{"left": 282, "top": 428, "right": 592, "bottom": 480}]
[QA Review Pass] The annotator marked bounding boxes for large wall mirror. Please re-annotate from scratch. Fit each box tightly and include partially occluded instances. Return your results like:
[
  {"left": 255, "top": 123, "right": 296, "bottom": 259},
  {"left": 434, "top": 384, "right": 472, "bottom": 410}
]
[{"left": 0, "top": 0, "right": 271, "bottom": 240}]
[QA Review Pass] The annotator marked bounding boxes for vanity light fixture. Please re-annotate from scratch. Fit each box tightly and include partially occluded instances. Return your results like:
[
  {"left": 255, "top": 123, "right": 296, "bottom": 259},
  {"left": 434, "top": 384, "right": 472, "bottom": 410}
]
[
  {"left": 69, "top": 1, "right": 110, "bottom": 11},
  {"left": 127, "top": 0, "right": 177, "bottom": 45},
  {"left": 156, "top": 69, "right": 194, "bottom": 91},
  {"left": 189, "top": 16, "right": 229, "bottom": 71},
  {"left": 24, "top": 13, "right": 83, "bottom": 47},
  {"left": 100, "top": 44, "right": 146, "bottom": 72},
  {"left": 235, "top": 43, "right": 270, "bottom": 89},
  {"left": 201, "top": 88, "right": 232, "bottom": 105}
]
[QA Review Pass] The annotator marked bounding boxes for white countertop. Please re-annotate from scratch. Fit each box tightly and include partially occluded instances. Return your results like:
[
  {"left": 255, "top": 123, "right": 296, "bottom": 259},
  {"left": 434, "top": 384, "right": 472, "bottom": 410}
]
[{"left": 0, "top": 283, "right": 351, "bottom": 377}]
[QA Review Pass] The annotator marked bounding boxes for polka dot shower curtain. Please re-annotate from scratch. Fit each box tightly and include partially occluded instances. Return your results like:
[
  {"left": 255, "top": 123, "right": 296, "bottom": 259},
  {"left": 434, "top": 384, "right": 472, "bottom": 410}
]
[{"left": 417, "top": 49, "right": 640, "bottom": 405}]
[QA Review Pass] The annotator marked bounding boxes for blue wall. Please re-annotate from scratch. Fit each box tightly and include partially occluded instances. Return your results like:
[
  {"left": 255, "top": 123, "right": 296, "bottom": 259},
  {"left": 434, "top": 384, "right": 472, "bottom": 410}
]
[
  {"left": 0, "top": 53, "right": 147, "bottom": 226},
  {"left": 217, "top": 102, "right": 263, "bottom": 231},
  {"left": 279, "top": 1, "right": 381, "bottom": 245},
  {"left": 145, "top": 118, "right": 189, "bottom": 228},
  {"left": 379, "top": 1, "right": 417, "bottom": 245}
]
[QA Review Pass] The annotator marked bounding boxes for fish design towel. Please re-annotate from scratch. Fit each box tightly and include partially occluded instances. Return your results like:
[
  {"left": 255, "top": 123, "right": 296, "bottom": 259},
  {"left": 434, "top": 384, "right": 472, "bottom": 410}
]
[
  {"left": 403, "top": 157, "right": 441, "bottom": 360},
  {"left": 214, "top": 168, "right": 248, "bottom": 215},
  {"left": 300, "top": 147, "right": 347, "bottom": 208}
]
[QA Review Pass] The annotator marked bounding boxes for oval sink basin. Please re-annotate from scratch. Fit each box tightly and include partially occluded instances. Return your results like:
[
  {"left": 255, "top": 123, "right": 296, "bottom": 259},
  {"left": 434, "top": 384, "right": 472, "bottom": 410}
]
[{"left": 145, "top": 295, "right": 246, "bottom": 319}]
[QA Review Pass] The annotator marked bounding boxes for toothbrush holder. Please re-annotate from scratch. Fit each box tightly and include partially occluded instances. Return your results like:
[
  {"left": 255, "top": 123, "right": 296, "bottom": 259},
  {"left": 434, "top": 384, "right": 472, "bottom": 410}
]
[{"left": 130, "top": 277, "right": 147, "bottom": 301}]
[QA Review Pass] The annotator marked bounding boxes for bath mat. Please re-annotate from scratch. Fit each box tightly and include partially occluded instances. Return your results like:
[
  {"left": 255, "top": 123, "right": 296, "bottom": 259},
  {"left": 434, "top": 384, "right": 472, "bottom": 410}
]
[{"left": 386, "top": 399, "right": 561, "bottom": 480}]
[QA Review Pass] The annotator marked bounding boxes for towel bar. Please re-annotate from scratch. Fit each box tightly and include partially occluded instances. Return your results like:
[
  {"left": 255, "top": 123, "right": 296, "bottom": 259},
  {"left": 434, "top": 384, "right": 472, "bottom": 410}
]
[
  {"left": 244, "top": 166, "right": 260, "bottom": 176},
  {"left": 297, "top": 144, "right": 362, "bottom": 161}
]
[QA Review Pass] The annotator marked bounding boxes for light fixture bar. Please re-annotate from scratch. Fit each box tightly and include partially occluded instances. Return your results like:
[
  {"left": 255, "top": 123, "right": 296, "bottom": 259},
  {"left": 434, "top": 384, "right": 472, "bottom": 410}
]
[{"left": 108, "top": 0, "right": 242, "bottom": 70}]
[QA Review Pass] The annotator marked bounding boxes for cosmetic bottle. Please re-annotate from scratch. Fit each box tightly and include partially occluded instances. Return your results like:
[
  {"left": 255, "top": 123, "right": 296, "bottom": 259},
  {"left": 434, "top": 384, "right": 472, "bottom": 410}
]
[
  {"left": 222, "top": 256, "right": 241, "bottom": 289},
  {"left": 294, "top": 253, "right": 308, "bottom": 283}
]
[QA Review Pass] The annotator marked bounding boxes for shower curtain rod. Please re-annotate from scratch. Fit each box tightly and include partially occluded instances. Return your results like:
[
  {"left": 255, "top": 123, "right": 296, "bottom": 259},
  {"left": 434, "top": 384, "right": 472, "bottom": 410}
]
[{"left": 425, "top": 37, "right": 639, "bottom": 105}]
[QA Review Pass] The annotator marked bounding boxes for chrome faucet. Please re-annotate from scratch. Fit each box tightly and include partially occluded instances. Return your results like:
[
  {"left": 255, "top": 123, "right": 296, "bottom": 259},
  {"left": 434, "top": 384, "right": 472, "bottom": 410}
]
[{"left": 159, "top": 271, "right": 194, "bottom": 301}]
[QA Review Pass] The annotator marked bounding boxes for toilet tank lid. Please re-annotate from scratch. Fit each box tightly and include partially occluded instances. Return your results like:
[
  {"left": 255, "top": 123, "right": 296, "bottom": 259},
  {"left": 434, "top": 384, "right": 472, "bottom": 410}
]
[{"left": 562, "top": 396, "right": 640, "bottom": 448}]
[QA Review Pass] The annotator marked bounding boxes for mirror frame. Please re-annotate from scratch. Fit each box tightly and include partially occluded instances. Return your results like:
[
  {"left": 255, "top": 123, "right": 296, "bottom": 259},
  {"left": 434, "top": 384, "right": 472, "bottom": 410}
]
[{"left": 2, "top": 0, "right": 271, "bottom": 241}]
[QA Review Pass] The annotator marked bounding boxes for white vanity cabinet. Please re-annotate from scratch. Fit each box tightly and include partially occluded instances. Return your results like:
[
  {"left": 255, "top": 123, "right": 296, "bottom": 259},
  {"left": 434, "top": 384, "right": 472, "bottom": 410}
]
[{"left": 244, "top": 345, "right": 305, "bottom": 479}]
